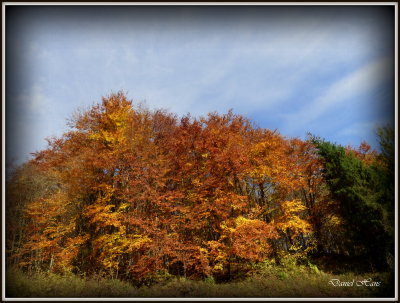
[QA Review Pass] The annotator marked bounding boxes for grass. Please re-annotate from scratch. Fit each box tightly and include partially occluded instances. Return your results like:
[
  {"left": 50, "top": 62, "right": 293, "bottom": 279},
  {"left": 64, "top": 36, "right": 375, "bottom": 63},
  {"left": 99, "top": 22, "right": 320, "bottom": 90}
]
[
  {"left": 6, "top": 264, "right": 395, "bottom": 298},
  {"left": 6, "top": 269, "right": 135, "bottom": 298}
]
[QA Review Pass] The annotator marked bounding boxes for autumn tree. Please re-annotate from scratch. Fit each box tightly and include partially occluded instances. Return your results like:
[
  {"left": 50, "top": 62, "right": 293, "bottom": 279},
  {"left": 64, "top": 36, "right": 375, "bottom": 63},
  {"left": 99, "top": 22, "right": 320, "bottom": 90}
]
[
  {"left": 9, "top": 92, "right": 393, "bottom": 283},
  {"left": 6, "top": 162, "right": 60, "bottom": 269}
]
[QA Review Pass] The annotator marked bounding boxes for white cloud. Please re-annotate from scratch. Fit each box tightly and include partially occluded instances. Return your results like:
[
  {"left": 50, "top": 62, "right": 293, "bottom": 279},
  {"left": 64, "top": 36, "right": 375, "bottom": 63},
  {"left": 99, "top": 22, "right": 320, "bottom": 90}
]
[
  {"left": 281, "top": 56, "right": 392, "bottom": 134},
  {"left": 119, "top": 19, "right": 384, "bottom": 119},
  {"left": 335, "top": 120, "right": 386, "bottom": 150},
  {"left": 18, "top": 84, "right": 49, "bottom": 113},
  {"left": 338, "top": 121, "right": 378, "bottom": 137},
  {"left": 9, "top": 7, "right": 393, "bottom": 164}
]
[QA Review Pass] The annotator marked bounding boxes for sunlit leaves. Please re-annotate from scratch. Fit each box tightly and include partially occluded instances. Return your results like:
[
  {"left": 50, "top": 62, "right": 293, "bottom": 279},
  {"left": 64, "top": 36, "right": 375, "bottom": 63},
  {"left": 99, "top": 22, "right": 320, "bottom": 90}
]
[
  {"left": 11, "top": 92, "right": 389, "bottom": 280},
  {"left": 277, "top": 199, "right": 312, "bottom": 239},
  {"left": 230, "top": 217, "right": 278, "bottom": 262}
]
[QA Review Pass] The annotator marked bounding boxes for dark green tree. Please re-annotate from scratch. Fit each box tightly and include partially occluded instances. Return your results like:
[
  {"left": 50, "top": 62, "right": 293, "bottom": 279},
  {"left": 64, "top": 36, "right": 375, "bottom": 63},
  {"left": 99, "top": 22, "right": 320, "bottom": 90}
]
[
  {"left": 311, "top": 135, "right": 394, "bottom": 271},
  {"left": 373, "top": 126, "right": 395, "bottom": 268}
]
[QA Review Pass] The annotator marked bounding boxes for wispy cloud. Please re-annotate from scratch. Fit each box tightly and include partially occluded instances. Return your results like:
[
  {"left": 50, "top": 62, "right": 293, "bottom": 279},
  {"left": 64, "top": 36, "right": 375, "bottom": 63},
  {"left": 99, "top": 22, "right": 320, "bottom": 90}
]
[
  {"left": 18, "top": 84, "right": 49, "bottom": 113},
  {"left": 7, "top": 6, "right": 394, "bottom": 164},
  {"left": 9, "top": 84, "right": 68, "bottom": 164},
  {"left": 281, "top": 56, "right": 393, "bottom": 135}
]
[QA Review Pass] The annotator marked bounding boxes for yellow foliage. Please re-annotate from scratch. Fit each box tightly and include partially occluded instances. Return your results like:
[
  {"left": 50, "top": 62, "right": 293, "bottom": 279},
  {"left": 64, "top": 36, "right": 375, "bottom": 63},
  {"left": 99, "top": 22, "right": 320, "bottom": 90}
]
[
  {"left": 280, "top": 199, "right": 307, "bottom": 214},
  {"left": 327, "top": 215, "right": 342, "bottom": 226},
  {"left": 205, "top": 241, "right": 228, "bottom": 273},
  {"left": 88, "top": 104, "right": 131, "bottom": 148},
  {"left": 277, "top": 199, "right": 311, "bottom": 239},
  {"left": 93, "top": 232, "right": 151, "bottom": 270},
  {"left": 234, "top": 216, "right": 252, "bottom": 227},
  {"left": 118, "top": 203, "right": 130, "bottom": 211}
]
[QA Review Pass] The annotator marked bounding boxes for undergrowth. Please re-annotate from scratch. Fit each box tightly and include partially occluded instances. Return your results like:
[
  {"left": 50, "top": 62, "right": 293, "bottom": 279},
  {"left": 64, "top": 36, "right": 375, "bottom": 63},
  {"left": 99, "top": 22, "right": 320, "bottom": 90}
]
[{"left": 6, "top": 261, "right": 394, "bottom": 298}]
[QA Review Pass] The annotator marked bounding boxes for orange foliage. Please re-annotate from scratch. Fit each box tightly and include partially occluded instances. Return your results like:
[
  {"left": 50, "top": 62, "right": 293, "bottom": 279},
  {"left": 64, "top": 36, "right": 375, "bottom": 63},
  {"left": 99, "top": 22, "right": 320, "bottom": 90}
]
[{"left": 15, "top": 92, "right": 339, "bottom": 280}]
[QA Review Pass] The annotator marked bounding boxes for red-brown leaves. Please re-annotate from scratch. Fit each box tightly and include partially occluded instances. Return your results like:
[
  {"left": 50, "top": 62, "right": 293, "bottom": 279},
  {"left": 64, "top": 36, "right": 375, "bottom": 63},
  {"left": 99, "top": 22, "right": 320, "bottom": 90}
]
[
  {"left": 230, "top": 217, "right": 278, "bottom": 262},
  {"left": 14, "top": 92, "right": 335, "bottom": 280}
]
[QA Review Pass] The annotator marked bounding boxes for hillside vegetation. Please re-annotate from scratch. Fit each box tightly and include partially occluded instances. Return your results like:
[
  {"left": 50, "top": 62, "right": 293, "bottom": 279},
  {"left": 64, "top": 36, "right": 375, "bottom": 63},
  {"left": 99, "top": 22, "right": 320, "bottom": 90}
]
[
  {"left": 6, "top": 92, "right": 394, "bottom": 298},
  {"left": 6, "top": 261, "right": 394, "bottom": 298}
]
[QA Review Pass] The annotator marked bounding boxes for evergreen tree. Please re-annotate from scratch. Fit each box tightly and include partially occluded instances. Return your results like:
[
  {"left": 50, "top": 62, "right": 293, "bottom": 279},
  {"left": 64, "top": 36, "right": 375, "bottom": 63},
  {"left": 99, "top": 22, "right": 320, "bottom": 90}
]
[{"left": 312, "top": 136, "right": 394, "bottom": 270}]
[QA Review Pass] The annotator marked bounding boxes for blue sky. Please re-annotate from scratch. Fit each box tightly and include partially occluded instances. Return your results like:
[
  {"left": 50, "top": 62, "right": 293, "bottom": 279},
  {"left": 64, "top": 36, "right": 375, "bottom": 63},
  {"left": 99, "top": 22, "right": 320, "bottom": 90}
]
[{"left": 6, "top": 5, "right": 395, "bottom": 165}]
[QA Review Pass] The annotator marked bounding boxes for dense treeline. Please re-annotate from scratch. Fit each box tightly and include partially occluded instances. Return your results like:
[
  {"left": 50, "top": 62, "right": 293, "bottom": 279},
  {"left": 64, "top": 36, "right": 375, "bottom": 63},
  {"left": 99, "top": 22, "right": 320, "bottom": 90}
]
[{"left": 6, "top": 92, "right": 394, "bottom": 284}]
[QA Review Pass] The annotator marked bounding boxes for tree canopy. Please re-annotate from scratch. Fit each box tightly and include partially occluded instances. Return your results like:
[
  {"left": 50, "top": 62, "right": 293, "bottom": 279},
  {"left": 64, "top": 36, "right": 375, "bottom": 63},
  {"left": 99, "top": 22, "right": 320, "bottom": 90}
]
[{"left": 6, "top": 92, "right": 395, "bottom": 283}]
